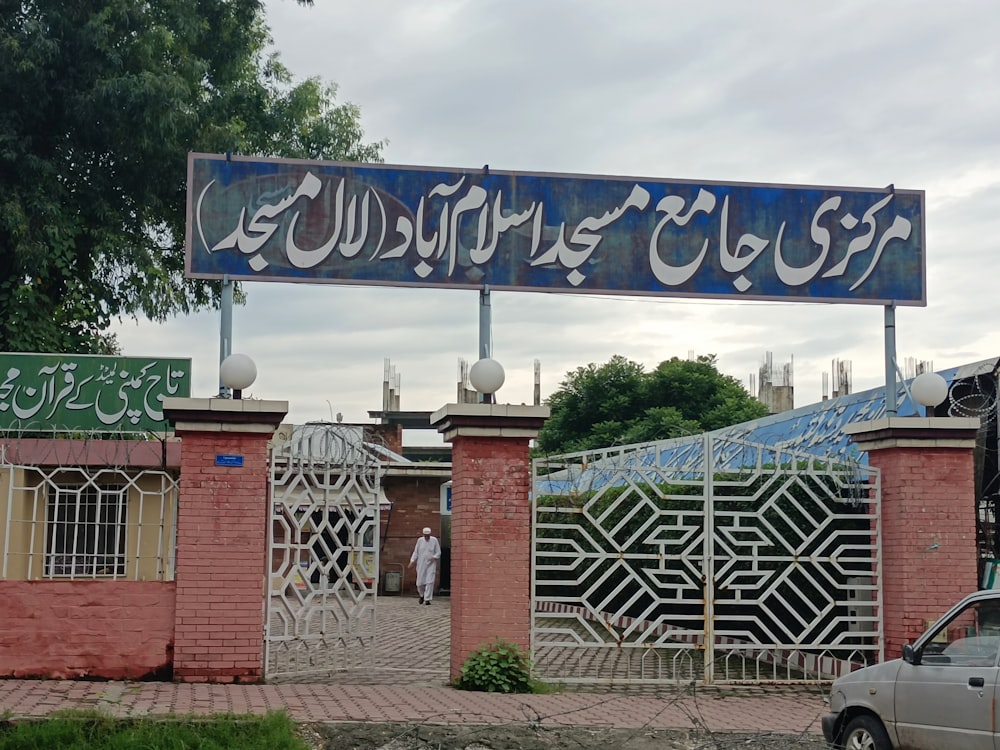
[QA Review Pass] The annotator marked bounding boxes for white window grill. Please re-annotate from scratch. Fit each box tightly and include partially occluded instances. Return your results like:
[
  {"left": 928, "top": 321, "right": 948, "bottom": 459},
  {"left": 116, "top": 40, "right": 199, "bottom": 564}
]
[
  {"left": 1, "top": 462, "right": 179, "bottom": 582},
  {"left": 46, "top": 484, "right": 127, "bottom": 578}
]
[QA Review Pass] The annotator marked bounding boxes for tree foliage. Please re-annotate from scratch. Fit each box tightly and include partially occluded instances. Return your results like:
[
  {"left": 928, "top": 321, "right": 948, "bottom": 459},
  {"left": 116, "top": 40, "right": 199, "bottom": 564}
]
[
  {"left": 0, "top": 0, "right": 385, "bottom": 353},
  {"left": 536, "top": 354, "right": 769, "bottom": 453}
]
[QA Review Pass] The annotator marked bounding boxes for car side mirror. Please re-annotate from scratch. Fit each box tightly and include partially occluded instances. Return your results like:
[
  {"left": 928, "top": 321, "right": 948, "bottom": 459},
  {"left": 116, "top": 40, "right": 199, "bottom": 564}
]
[{"left": 903, "top": 643, "right": 920, "bottom": 665}]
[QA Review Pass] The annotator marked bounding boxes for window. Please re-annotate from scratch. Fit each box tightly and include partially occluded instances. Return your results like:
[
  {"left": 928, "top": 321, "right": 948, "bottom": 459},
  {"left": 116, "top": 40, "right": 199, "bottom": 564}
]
[
  {"left": 921, "top": 599, "right": 1000, "bottom": 668},
  {"left": 46, "top": 484, "right": 127, "bottom": 577}
]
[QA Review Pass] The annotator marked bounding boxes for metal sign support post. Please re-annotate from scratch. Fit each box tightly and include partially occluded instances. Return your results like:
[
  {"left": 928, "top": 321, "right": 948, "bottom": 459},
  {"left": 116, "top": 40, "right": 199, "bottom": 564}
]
[
  {"left": 479, "top": 285, "right": 492, "bottom": 360},
  {"left": 479, "top": 286, "right": 492, "bottom": 403},
  {"left": 884, "top": 303, "right": 897, "bottom": 416},
  {"left": 219, "top": 275, "right": 233, "bottom": 397}
]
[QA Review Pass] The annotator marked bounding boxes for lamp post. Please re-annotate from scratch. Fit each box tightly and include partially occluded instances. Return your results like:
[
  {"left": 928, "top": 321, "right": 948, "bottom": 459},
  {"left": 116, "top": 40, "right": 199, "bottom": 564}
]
[
  {"left": 911, "top": 371, "right": 948, "bottom": 417},
  {"left": 468, "top": 357, "right": 505, "bottom": 404},
  {"left": 220, "top": 353, "right": 257, "bottom": 400}
]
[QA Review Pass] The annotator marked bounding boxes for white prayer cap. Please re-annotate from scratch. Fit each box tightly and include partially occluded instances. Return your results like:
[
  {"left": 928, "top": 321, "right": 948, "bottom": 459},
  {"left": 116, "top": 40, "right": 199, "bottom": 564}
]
[{"left": 422, "top": 527, "right": 432, "bottom": 535}]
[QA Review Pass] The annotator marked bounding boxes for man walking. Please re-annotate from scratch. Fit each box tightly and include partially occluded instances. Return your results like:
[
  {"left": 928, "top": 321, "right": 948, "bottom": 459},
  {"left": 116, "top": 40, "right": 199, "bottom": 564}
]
[{"left": 408, "top": 526, "right": 441, "bottom": 605}]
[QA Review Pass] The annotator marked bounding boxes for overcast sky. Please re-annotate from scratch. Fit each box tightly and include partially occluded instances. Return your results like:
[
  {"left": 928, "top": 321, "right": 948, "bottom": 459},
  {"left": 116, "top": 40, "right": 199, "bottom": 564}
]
[{"left": 113, "top": 0, "right": 1000, "bottom": 437}]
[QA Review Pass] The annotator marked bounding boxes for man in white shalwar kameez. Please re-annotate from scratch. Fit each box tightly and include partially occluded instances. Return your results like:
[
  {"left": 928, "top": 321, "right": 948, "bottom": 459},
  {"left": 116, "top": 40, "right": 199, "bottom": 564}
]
[{"left": 408, "top": 527, "right": 441, "bottom": 605}]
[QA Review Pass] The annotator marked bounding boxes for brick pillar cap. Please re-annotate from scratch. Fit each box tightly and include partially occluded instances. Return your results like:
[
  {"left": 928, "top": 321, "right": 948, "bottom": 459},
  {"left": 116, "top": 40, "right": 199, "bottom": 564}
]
[
  {"left": 431, "top": 403, "right": 549, "bottom": 442},
  {"left": 844, "top": 416, "right": 980, "bottom": 451},
  {"left": 163, "top": 397, "right": 288, "bottom": 433}
]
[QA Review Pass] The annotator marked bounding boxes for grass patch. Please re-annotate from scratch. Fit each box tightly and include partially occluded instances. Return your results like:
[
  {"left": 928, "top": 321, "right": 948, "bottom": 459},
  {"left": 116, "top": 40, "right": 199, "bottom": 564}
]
[{"left": 0, "top": 710, "right": 309, "bottom": 749}]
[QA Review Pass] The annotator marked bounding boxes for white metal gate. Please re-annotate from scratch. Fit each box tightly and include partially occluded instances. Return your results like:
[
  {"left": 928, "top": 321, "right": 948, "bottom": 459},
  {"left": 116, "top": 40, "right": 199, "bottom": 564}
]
[
  {"left": 265, "top": 424, "right": 382, "bottom": 680},
  {"left": 531, "top": 433, "right": 882, "bottom": 686}
]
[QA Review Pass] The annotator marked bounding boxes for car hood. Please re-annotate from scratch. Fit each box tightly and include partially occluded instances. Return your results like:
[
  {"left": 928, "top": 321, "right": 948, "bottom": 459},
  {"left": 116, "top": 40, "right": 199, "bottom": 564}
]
[{"left": 834, "top": 658, "right": 903, "bottom": 687}]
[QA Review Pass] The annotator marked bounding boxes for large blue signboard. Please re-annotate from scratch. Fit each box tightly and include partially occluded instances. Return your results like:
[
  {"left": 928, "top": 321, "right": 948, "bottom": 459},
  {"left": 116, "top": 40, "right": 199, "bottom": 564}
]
[{"left": 186, "top": 153, "right": 925, "bottom": 305}]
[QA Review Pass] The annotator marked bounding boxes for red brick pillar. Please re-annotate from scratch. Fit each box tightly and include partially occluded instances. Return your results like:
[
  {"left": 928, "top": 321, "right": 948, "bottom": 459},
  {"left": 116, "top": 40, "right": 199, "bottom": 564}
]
[
  {"left": 432, "top": 403, "right": 549, "bottom": 680},
  {"left": 844, "top": 416, "right": 981, "bottom": 660},
  {"left": 164, "top": 398, "right": 287, "bottom": 683}
]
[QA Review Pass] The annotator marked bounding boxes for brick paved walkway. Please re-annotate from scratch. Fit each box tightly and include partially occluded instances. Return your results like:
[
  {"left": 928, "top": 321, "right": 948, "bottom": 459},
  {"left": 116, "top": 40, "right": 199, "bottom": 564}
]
[
  {"left": 0, "top": 679, "right": 828, "bottom": 734},
  {"left": 0, "top": 594, "right": 830, "bottom": 735},
  {"left": 268, "top": 592, "right": 451, "bottom": 686}
]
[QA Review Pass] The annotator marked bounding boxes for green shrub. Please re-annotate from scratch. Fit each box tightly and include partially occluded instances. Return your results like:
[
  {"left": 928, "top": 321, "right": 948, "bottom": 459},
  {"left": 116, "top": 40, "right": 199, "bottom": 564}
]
[{"left": 453, "top": 638, "right": 533, "bottom": 693}]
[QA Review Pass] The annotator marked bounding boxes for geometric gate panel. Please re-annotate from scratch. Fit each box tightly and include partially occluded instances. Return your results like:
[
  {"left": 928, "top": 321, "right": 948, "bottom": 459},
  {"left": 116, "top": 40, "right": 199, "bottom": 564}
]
[
  {"left": 532, "top": 433, "right": 881, "bottom": 687},
  {"left": 265, "top": 423, "right": 382, "bottom": 680}
]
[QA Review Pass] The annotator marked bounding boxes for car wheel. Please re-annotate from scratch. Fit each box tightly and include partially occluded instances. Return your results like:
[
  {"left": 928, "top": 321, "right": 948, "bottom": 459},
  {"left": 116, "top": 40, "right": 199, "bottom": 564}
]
[{"left": 842, "top": 714, "right": 892, "bottom": 750}]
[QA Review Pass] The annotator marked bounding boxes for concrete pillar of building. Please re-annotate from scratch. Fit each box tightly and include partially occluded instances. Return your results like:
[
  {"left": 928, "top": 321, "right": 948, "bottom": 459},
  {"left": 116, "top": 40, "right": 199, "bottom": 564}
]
[
  {"left": 844, "top": 416, "right": 981, "bottom": 659},
  {"left": 431, "top": 403, "right": 549, "bottom": 681},
  {"left": 163, "top": 397, "right": 288, "bottom": 683}
]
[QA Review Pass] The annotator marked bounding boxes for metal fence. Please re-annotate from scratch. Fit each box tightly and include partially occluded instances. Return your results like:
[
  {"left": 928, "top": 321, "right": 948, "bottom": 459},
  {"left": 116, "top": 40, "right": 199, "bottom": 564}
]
[{"left": 532, "top": 432, "right": 882, "bottom": 686}]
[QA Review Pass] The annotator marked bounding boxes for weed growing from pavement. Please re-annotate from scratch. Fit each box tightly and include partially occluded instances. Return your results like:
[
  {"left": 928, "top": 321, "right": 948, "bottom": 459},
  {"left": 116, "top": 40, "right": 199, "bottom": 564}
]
[
  {"left": 454, "top": 638, "right": 559, "bottom": 694},
  {"left": 0, "top": 709, "right": 308, "bottom": 749}
]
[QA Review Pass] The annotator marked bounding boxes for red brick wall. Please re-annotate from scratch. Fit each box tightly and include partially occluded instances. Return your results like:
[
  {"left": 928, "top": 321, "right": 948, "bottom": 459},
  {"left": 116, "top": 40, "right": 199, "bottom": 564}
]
[
  {"left": 449, "top": 435, "right": 532, "bottom": 678},
  {"left": 869, "top": 445, "right": 978, "bottom": 659},
  {"left": 0, "top": 581, "right": 174, "bottom": 679},
  {"left": 172, "top": 430, "right": 270, "bottom": 683},
  {"left": 367, "top": 424, "right": 403, "bottom": 456},
  {"left": 380, "top": 476, "right": 446, "bottom": 595}
]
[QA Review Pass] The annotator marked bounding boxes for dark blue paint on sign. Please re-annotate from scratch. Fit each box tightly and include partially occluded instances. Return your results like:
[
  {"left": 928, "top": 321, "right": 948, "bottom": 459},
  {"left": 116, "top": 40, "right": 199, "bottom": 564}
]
[
  {"left": 186, "top": 154, "right": 926, "bottom": 305},
  {"left": 215, "top": 454, "right": 244, "bottom": 467}
]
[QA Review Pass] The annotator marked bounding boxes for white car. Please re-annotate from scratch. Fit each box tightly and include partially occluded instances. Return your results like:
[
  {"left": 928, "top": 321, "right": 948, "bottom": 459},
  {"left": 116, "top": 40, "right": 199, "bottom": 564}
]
[{"left": 823, "top": 589, "right": 1000, "bottom": 749}]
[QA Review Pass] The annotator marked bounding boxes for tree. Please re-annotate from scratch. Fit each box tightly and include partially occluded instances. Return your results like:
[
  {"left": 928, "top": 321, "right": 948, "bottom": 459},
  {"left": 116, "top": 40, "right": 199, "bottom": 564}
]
[
  {"left": 536, "top": 354, "right": 769, "bottom": 454},
  {"left": 0, "top": 0, "right": 385, "bottom": 353},
  {"left": 644, "top": 355, "right": 770, "bottom": 431}
]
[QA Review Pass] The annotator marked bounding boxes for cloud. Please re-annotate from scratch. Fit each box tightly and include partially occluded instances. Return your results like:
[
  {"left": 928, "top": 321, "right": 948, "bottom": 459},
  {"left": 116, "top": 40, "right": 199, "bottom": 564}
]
[{"left": 113, "top": 0, "right": 1000, "bottom": 435}]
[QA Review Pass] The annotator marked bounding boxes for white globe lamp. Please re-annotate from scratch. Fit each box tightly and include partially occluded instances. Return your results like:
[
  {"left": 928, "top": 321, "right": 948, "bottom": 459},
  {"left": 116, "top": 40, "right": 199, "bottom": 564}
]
[
  {"left": 469, "top": 357, "right": 505, "bottom": 400},
  {"left": 220, "top": 353, "right": 257, "bottom": 399},
  {"left": 911, "top": 372, "right": 948, "bottom": 417}
]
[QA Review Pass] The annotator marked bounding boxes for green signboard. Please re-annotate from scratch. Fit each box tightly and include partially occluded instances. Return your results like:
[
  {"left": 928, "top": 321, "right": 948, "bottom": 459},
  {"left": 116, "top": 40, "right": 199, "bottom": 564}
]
[{"left": 0, "top": 353, "right": 191, "bottom": 433}]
